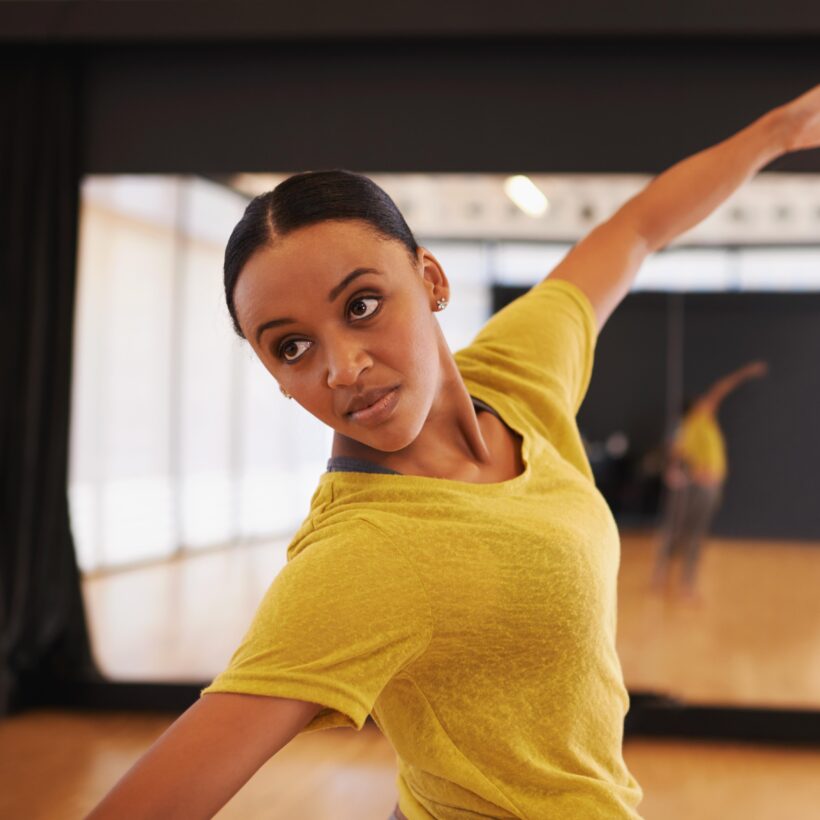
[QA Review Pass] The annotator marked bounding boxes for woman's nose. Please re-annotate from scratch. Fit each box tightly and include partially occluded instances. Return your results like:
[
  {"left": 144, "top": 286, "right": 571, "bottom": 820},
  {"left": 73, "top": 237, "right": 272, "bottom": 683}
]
[{"left": 325, "top": 338, "right": 372, "bottom": 389}]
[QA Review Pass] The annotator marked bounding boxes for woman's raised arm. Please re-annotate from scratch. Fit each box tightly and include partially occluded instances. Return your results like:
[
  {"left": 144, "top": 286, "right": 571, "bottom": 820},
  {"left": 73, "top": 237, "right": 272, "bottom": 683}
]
[
  {"left": 86, "top": 693, "right": 322, "bottom": 819},
  {"left": 549, "top": 84, "right": 820, "bottom": 330}
]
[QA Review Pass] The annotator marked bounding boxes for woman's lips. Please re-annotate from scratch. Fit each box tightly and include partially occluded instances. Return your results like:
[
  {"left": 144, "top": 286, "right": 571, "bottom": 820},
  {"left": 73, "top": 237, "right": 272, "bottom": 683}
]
[{"left": 347, "top": 386, "right": 401, "bottom": 426}]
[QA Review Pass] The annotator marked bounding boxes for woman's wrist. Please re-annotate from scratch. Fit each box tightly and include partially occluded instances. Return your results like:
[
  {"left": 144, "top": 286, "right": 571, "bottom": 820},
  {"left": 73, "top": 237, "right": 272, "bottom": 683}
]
[
  {"left": 755, "top": 104, "right": 801, "bottom": 159},
  {"left": 618, "top": 106, "right": 797, "bottom": 253},
  {"left": 763, "top": 84, "right": 820, "bottom": 155}
]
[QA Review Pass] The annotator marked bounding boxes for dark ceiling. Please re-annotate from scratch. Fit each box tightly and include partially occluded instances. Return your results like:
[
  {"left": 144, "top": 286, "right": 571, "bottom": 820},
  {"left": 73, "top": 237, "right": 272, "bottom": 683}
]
[{"left": 2, "top": 0, "right": 820, "bottom": 42}]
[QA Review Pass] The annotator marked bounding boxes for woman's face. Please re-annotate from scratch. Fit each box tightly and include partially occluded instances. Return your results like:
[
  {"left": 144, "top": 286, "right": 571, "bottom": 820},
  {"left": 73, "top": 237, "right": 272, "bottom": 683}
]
[{"left": 233, "top": 219, "right": 450, "bottom": 453}]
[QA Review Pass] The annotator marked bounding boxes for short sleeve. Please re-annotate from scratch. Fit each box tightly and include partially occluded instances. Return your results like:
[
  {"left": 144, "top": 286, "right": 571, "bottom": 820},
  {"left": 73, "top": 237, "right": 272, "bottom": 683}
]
[
  {"left": 457, "top": 278, "right": 596, "bottom": 417},
  {"left": 201, "top": 522, "right": 433, "bottom": 733}
]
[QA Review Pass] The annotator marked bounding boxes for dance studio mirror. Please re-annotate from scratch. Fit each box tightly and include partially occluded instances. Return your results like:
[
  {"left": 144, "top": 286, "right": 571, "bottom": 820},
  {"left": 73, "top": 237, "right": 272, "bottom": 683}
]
[{"left": 70, "top": 172, "right": 820, "bottom": 710}]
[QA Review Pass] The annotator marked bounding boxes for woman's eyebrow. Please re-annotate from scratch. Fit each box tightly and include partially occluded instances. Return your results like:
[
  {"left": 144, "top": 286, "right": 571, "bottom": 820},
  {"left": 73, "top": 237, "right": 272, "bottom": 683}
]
[
  {"left": 255, "top": 317, "right": 296, "bottom": 344},
  {"left": 327, "top": 267, "right": 381, "bottom": 302}
]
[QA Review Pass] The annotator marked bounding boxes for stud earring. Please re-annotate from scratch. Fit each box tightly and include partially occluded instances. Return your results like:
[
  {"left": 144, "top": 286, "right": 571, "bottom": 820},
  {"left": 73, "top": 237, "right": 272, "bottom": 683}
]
[
  {"left": 436, "top": 298, "right": 448, "bottom": 312},
  {"left": 279, "top": 384, "right": 292, "bottom": 399}
]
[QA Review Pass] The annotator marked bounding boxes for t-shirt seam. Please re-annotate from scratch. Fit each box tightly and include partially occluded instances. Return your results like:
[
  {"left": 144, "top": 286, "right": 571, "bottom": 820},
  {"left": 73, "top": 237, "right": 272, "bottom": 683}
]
[
  {"left": 534, "top": 279, "right": 597, "bottom": 415},
  {"left": 202, "top": 673, "right": 371, "bottom": 725},
  {"left": 455, "top": 278, "right": 596, "bottom": 429}
]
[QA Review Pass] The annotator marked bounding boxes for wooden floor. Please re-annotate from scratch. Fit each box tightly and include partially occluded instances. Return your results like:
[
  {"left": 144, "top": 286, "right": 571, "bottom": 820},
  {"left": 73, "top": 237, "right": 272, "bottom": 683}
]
[
  {"left": 82, "top": 531, "right": 820, "bottom": 707},
  {"left": 2, "top": 709, "right": 819, "bottom": 820}
]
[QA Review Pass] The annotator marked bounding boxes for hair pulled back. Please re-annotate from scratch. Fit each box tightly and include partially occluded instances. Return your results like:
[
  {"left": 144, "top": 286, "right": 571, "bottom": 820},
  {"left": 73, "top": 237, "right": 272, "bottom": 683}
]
[{"left": 223, "top": 170, "right": 419, "bottom": 338}]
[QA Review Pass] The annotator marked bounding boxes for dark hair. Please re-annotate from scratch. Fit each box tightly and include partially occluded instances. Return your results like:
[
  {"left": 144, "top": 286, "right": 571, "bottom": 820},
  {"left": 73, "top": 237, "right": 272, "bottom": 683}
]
[{"left": 223, "top": 170, "right": 419, "bottom": 338}]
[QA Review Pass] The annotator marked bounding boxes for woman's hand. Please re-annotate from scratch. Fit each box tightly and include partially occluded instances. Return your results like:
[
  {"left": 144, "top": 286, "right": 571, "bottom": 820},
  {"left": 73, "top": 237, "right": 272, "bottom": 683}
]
[
  {"left": 778, "top": 84, "right": 820, "bottom": 153},
  {"left": 664, "top": 462, "right": 689, "bottom": 490},
  {"left": 740, "top": 360, "right": 769, "bottom": 380}
]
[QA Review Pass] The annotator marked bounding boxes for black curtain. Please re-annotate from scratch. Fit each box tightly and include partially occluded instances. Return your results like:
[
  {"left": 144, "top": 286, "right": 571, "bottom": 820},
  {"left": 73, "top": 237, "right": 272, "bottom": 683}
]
[{"left": 0, "top": 47, "right": 97, "bottom": 715}]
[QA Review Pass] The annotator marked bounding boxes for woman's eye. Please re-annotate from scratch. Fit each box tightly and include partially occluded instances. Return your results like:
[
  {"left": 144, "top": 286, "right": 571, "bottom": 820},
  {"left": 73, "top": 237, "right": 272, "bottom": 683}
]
[
  {"left": 348, "top": 296, "right": 380, "bottom": 321},
  {"left": 279, "top": 339, "right": 312, "bottom": 362}
]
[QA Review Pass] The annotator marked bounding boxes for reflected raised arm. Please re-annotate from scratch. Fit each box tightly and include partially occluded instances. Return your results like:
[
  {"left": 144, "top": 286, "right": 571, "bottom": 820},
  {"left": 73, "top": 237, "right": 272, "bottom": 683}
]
[
  {"left": 549, "top": 84, "right": 820, "bottom": 331},
  {"left": 699, "top": 360, "right": 769, "bottom": 413},
  {"left": 86, "top": 693, "right": 322, "bottom": 820}
]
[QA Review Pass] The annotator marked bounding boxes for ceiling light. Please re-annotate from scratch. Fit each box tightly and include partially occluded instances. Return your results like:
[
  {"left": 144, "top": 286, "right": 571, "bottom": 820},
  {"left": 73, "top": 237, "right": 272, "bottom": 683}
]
[{"left": 504, "top": 175, "right": 549, "bottom": 217}]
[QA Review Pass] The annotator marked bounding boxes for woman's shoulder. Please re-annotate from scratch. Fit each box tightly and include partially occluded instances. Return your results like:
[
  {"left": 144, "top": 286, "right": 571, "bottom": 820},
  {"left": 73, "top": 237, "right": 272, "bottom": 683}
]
[
  {"left": 453, "top": 278, "right": 598, "bottom": 436},
  {"left": 456, "top": 278, "right": 594, "bottom": 384}
]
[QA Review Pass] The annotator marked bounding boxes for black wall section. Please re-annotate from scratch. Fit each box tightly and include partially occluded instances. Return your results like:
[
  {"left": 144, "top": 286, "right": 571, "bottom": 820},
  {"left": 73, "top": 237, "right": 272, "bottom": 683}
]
[
  {"left": 82, "top": 41, "right": 820, "bottom": 174},
  {"left": 493, "top": 288, "right": 820, "bottom": 541}
]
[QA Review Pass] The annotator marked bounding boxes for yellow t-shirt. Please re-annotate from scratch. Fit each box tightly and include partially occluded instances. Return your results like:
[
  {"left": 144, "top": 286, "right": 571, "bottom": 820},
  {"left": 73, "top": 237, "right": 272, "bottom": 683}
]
[
  {"left": 203, "top": 279, "right": 644, "bottom": 819},
  {"left": 676, "top": 409, "right": 727, "bottom": 481}
]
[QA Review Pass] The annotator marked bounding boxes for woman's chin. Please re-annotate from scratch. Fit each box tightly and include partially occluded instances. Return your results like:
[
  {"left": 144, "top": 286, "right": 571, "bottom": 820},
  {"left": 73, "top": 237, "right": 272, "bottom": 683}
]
[
  {"left": 362, "top": 427, "right": 419, "bottom": 454},
  {"left": 337, "top": 417, "right": 422, "bottom": 455}
]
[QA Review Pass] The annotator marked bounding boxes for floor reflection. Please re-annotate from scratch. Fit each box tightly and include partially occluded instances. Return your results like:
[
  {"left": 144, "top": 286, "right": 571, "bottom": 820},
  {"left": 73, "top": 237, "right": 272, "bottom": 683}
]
[
  {"left": 82, "top": 532, "right": 820, "bottom": 707},
  {"left": 617, "top": 532, "right": 820, "bottom": 707}
]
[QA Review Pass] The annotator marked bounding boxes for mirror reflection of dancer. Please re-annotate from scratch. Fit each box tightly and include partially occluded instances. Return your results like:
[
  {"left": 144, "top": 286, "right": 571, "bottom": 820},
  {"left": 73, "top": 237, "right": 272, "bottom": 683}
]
[
  {"left": 652, "top": 361, "right": 768, "bottom": 599},
  {"left": 89, "top": 85, "right": 820, "bottom": 820}
]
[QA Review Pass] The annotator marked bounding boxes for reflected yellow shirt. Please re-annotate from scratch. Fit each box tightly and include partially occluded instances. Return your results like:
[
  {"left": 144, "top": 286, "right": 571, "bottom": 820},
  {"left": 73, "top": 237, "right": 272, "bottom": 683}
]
[
  {"left": 677, "top": 409, "right": 727, "bottom": 482},
  {"left": 203, "top": 280, "right": 644, "bottom": 819}
]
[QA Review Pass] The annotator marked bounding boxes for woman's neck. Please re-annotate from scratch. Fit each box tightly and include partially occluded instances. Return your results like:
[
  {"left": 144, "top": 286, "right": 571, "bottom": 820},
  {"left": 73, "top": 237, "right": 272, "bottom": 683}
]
[{"left": 331, "top": 347, "right": 492, "bottom": 480}]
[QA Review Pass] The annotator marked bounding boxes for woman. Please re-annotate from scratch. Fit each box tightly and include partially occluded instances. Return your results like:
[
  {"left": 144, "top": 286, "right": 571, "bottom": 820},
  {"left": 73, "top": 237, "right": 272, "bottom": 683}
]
[
  {"left": 89, "top": 85, "right": 819, "bottom": 819},
  {"left": 652, "top": 360, "right": 768, "bottom": 599}
]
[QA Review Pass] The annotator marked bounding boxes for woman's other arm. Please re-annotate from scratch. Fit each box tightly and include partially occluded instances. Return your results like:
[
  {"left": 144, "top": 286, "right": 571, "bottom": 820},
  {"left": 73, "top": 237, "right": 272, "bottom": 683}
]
[
  {"left": 86, "top": 693, "right": 322, "bottom": 819},
  {"left": 549, "top": 84, "right": 820, "bottom": 330}
]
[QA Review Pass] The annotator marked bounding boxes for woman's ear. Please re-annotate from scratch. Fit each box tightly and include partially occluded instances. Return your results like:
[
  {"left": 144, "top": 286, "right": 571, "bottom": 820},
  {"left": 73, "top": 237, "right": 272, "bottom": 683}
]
[{"left": 417, "top": 247, "right": 450, "bottom": 310}]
